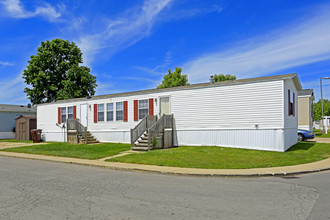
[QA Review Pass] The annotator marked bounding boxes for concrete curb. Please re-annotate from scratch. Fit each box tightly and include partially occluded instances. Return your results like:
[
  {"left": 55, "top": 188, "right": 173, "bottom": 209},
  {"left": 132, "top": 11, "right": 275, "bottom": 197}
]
[{"left": 0, "top": 151, "right": 330, "bottom": 177}]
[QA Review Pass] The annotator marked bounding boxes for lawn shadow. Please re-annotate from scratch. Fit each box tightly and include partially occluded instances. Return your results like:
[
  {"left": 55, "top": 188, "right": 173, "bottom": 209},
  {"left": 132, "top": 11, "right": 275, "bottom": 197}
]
[{"left": 287, "top": 142, "right": 316, "bottom": 152}]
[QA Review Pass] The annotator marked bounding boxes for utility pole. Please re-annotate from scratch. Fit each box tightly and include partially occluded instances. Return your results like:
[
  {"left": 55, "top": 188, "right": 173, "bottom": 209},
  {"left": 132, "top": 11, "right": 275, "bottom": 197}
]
[{"left": 320, "top": 77, "right": 330, "bottom": 134}]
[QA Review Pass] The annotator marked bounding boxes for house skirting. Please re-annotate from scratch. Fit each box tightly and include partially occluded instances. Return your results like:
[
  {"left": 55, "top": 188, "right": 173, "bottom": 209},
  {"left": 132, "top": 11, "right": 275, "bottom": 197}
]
[
  {"left": 42, "top": 128, "right": 297, "bottom": 152},
  {"left": 0, "top": 132, "right": 15, "bottom": 139},
  {"left": 298, "top": 125, "right": 313, "bottom": 132}
]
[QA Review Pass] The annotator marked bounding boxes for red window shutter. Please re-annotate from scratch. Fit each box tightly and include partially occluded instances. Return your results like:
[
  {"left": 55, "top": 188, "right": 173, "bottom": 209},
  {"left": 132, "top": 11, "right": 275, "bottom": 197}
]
[
  {"left": 94, "top": 104, "right": 97, "bottom": 123},
  {"left": 58, "top": 107, "right": 61, "bottom": 124},
  {"left": 123, "top": 101, "right": 128, "bottom": 122},
  {"left": 293, "top": 92, "right": 295, "bottom": 116},
  {"left": 73, "top": 106, "right": 77, "bottom": 119},
  {"left": 134, "top": 100, "right": 138, "bottom": 121},
  {"left": 149, "top": 98, "right": 154, "bottom": 116},
  {"left": 288, "top": 89, "right": 290, "bottom": 116}
]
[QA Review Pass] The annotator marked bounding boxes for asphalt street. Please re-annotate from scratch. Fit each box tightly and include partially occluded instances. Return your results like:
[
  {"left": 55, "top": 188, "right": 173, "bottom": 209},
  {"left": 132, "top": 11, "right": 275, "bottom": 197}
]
[{"left": 0, "top": 156, "right": 329, "bottom": 220}]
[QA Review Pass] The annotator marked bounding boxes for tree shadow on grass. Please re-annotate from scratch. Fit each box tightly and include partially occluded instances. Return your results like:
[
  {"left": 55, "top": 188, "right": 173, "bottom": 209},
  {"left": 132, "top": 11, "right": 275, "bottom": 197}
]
[{"left": 287, "top": 142, "right": 316, "bottom": 152}]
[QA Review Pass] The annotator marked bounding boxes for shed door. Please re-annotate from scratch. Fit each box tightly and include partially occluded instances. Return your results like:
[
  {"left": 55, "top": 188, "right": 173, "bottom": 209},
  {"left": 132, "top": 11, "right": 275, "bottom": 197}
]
[
  {"left": 80, "top": 104, "right": 88, "bottom": 127},
  {"left": 159, "top": 97, "right": 170, "bottom": 116},
  {"left": 19, "top": 122, "right": 26, "bottom": 140}
]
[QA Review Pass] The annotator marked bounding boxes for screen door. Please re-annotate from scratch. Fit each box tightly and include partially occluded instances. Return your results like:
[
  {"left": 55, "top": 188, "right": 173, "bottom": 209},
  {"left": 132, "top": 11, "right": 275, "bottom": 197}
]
[
  {"left": 159, "top": 97, "right": 170, "bottom": 116},
  {"left": 80, "top": 104, "right": 88, "bottom": 127}
]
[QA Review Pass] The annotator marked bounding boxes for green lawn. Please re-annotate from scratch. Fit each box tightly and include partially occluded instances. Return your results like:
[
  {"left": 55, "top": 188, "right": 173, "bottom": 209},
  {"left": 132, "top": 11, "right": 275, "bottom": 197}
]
[
  {"left": 1, "top": 142, "right": 130, "bottom": 160},
  {"left": 0, "top": 139, "right": 33, "bottom": 143},
  {"left": 107, "top": 142, "right": 330, "bottom": 169},
  {"left": 314, "top": 129, "right": 330, "bottom": 138}
]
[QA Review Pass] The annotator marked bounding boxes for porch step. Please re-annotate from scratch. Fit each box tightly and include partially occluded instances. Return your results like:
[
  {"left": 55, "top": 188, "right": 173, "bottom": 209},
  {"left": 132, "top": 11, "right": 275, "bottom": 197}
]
[
  {"left": 138, "top": 139, "right": 148, "bottom": 144},
  {"left": 131, "top": 132, "right": 150, "bottom": 151},
  {"left": 131, "top": 145, "right": 149, "bottom": 151},
  {"left": 135, "top": 143, "right": 148, "bottom": 147},
  {"left": 78, "top": 132, "right": 99, "bottom": 144}
]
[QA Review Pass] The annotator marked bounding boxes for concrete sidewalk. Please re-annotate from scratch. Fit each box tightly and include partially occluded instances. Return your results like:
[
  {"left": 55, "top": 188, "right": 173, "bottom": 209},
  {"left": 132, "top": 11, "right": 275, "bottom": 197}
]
[
  {"left": 0, "top": 150, "right": 330, "bottom": 177},
  {"left": 312, "top": 138, "right": 330, "bottom": 143}
]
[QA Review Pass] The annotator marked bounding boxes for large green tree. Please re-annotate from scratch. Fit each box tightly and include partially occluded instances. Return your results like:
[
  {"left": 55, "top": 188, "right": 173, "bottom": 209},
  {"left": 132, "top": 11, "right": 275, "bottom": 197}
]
[
  {"left": 313, "top": 99, "right": 330, "bottom": 120},
  {"left": 157, "top": 67, "right": 189, "bottom": 89},
  {"left": 23, "top": 39, "right": 97, "bottom": 105},
  {"left": 212, "top": 74, "right": 236, "bottom": 82}
]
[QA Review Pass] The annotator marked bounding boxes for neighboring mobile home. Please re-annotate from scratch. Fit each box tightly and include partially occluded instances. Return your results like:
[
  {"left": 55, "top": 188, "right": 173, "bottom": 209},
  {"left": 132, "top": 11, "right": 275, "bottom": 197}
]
[
  {"left": 298, "top": 89, "right": 314, "bottom": 131},
  {"left": 0, "top": 104, "right": 36, "bottom": 139},
  {"left": 15, "top": 115, "right": 37, "bottom": 140},
  {"left": 37, "top": 73, "right": 302, "bottom": 152}
]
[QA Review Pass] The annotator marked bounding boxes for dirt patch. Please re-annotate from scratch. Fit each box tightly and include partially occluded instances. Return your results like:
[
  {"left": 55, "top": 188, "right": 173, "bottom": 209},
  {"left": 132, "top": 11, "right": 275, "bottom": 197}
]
[{"left": 0, "top": 142, "right": 47, "bottom": 150}]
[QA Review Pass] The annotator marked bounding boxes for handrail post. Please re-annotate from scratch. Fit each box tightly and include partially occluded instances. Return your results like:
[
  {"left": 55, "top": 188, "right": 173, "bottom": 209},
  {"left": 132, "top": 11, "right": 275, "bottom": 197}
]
[
  {"left": 147, "top": 128, "right": 151, "bottom": 151},
  {"left": 171, "top": 114, "right": 174, "bottom": 147},
  {"left": 130, "top": 128, "right": 133, "bottom": 149},
  {"left": 84, "top": 127, "right": 87, "bottom": 144}
]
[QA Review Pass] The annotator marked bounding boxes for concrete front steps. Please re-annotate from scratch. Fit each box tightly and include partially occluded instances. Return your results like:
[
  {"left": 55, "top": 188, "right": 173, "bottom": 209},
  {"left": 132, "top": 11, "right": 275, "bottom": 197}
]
[{"left": 79, "top": 131, "right": 99, "bottom": 144}]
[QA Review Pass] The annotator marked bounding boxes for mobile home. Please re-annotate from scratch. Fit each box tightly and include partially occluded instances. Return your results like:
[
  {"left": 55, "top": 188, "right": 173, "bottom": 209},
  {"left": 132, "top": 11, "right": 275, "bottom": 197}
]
[
  {"left": 37, "top": 73, "right": 302, "bottom": 152},
  {"left": 0, "top": 104, "right": 36, "bottom": 139},
  {"left": 298, "top": 89, "right": 314, "bottom": 131}
]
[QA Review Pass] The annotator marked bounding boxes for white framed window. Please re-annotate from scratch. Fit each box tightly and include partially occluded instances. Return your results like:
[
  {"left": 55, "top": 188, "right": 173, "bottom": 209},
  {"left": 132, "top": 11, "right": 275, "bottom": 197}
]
[
  {"left": 97, "top": 104, "right": 104, "bottom": 122},
  {"left": 61, "top": 107, "right": 66, "bottom": 123},
  {"left": 138, "top": 99, "right": 148, "bottom": 119},
  {"left": 68, "top": 106, "right": 73, "bottom": 119},
  {"left": 116, "top": 102, "right": 123, "bottom": 121},
  {"left": 107, "top": 103, "right": 114, "bottom": 121}
]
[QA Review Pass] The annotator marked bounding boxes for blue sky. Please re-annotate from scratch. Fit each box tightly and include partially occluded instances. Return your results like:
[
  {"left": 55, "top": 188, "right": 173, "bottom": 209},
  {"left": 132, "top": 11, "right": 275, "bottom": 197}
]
[{"left": 0, "top": 0, "right": 329, "bottom": 105}]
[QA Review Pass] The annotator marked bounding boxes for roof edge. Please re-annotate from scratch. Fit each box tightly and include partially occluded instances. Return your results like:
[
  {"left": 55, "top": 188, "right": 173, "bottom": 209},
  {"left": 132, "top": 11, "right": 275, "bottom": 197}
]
[{"left": 38, "top": 73, "right": 300, "bottom": 106}]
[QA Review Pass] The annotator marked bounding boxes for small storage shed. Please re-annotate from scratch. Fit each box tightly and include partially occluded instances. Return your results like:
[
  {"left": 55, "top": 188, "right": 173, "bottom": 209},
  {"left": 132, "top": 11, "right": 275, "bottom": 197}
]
[{"left": 15, "top": 115, "right": 37, "bottom": 140}]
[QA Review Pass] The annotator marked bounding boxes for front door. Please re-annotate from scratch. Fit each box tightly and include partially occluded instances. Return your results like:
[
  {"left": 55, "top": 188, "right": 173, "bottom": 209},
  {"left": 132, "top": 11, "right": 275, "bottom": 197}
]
[
  {"left": 159, "top": 96, "right": 170, "bottom": 116},
  {"left": 80, "top": 104, "right": 88, "bottom": 127}
]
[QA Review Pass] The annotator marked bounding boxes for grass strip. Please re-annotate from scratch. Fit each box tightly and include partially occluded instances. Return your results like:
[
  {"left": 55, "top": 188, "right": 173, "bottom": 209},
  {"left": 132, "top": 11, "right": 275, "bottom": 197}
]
[
  {"left": 314, "top": 129, "right": 330, "bottom": 138},
  {"left": 107, "top": 142, "right": 330, "bottom": 169},
  {"left": 1, "top": 142, "right": 130, "bottom": 160},
  {"left": 0, "top": 139, "right": 33, "bottom": 143}
]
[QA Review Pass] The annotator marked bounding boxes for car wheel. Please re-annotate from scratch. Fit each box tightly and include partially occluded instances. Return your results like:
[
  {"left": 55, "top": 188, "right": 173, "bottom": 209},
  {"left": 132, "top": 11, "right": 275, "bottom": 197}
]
[{"left": 298, "top": 134, "right": 304, "bottom": 142}]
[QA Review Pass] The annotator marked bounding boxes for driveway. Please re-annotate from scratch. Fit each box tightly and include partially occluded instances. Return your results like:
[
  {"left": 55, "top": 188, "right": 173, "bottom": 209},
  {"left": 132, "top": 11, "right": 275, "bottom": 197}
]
[
  {"left": 0, "top": 142, "right": 46, "bottom": 150},
  {"left": 313, "top": 137, "right": 330, "bottom": 143}
]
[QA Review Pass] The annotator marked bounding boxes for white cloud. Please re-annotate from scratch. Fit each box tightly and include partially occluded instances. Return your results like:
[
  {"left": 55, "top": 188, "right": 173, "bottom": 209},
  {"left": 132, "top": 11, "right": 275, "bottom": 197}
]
[
  {"left": 183, "top": 5, "right": 330, "bottom": 83},
  {"left": 133, "top": 50, "right": 173, "bottom": 76},
  {"left": 1, "top": 0, "right": 61, "bottom": 21},
  {"left": 0, "top": 74, "right": 28, "bottom": 104},
  {"left": 164, "top": 4, "right": 223, "bottom": 21},
  {"left": 0, "top": 61, "right": 13, "bottom": 66},
  {"left": 78, "top": 0, "right": 172, "bottom": 65}
]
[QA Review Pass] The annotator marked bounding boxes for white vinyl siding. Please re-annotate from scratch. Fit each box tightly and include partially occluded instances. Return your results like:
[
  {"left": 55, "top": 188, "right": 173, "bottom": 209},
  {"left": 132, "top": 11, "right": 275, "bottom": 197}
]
[
  {"left": 170, "top": 80, "right": 284, "bottom": 129},
  {"left": 138, "top": 99, "right": 148, "bottom": 119},
  {"left": 39, "top": 80, "right": 284, "bottom": 134},
  {"left": 284, "top": 79, "right": 298, "bottom": 129},
  {"left": 283, "top": 79, "right": 298, "bottom": 149}
]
